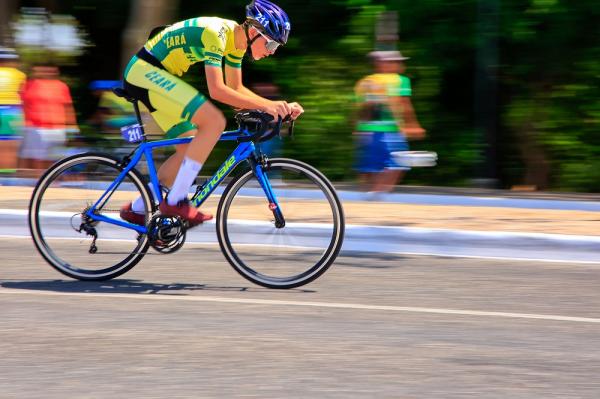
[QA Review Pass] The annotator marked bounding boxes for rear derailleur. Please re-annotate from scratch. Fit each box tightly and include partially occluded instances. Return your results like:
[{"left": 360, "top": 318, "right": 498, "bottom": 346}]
[{"left": 72, "top": 207, "right": 99, "bottom": 254}]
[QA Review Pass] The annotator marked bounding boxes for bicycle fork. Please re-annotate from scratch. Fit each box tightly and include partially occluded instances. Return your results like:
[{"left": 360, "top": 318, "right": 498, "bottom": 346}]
[{"left": 250, "top": 157, "right": 286, "bottom": 228}]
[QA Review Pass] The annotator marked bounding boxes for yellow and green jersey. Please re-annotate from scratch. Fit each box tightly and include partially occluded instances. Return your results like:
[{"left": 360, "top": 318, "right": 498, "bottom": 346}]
[
  {"left": 354, "top": 73, "right": 411, "bottom": 132},
  {"left": 144, "top": 17, "right": 246, "bottom": 76}
]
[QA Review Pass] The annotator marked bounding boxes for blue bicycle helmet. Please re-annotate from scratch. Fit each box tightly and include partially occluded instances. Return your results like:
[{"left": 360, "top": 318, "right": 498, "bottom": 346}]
[{"left": 245, "top": 0, "right": 291, "bottom": 45}]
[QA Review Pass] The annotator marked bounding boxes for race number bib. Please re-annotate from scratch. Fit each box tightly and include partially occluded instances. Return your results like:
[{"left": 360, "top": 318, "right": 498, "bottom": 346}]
[{"left": 120, "top": 124, "right": 144, "bottom": 143}]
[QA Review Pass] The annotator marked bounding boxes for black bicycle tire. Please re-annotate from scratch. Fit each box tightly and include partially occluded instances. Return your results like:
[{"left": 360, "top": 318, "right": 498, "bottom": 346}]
[
  {"left": 28, "top": 152, "right": 154, "bottom": 280},
  {"left": 216, "top": 158, "right": 345, "bottom": 289}
]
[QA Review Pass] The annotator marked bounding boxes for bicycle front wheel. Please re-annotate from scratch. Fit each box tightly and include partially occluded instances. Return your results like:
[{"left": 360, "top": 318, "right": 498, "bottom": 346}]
[
  {"left": 29, "top": 153, "right": 154, "bottom": 280},
  {"left": 216, "top": 158, "right": 345, "bottom": 289}
]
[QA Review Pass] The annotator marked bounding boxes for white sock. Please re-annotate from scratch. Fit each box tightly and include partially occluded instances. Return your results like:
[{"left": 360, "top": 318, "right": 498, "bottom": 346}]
[
  {"left": 167, "top": 157, "right": 203, "bottom": 206},
  {"left": 131, "top": 184, "right": 159, "bottom": 214}
]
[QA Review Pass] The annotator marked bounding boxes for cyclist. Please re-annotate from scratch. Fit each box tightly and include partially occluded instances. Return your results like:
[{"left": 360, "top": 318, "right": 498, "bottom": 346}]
[{"left": 120, "top": 0, "right": 304, "bottom": 227}]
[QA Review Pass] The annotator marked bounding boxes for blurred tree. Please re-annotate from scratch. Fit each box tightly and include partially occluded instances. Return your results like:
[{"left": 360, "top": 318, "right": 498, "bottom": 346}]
[
  {"left": 120, "top": 0, "right": 180, "bottom": 73},
  {"left": 473, "top": 0, "right": 500, "bottom": 187},
  {"left": 499, "top": 0, "right": 600, "bottom": 190},
  {"left": 377, "top": 0, "right": 482, "bottom": 186},
  {"left": 0, "top": 0, "right": 20, "bottom": 46},
  {"left": 13, "top": 7, "right": 88, "bottom": 66}
]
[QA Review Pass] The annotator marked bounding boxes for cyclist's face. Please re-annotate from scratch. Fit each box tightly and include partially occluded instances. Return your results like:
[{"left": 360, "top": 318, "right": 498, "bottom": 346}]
[{"left": 251, "top": 28, "right": 278, "bottom": 60}]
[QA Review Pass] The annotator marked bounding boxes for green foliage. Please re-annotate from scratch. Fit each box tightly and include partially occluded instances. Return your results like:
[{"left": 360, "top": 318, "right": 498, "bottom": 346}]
[
  {"left": 499, "top": 0, "right": 600, "bottom": 190},
  {"left": 49, "top": 0, "right": 600, "bottom": 190}
]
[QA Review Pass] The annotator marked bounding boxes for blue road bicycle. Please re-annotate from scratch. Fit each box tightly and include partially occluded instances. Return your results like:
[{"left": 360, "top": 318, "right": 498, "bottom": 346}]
[{"left": 29, "top": 88, "right": 345, "bottom": 289}]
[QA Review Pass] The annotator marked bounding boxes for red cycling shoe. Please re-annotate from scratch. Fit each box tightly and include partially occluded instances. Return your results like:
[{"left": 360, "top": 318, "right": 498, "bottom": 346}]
[
  {"left": 158, "top": 199, "right": 213, "bottom": 227},
  {"left": 119, "top": 202, "right": 146, "bottom": 226}
]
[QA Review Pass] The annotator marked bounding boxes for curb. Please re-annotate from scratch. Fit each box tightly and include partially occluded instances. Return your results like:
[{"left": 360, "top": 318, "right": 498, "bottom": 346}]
[
  {"left": 342, "top": 224, "right": 600, "bottom": 263},
  {"left": 2, "top": 209, "right": 600, "bottom": 263}
]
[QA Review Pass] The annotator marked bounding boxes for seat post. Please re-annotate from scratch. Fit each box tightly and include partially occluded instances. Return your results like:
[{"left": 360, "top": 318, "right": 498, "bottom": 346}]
[
  {"left": 133, "top": 101, "right": 145, "bottom": 135},
  {"left": 113, "top": 86, "right": 147, "bottom": 138}
]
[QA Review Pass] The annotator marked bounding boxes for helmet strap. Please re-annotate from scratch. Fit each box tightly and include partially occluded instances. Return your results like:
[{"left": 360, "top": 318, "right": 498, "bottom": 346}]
[{"left": 244, "top": 21, "right": 261, "bottom": 59}]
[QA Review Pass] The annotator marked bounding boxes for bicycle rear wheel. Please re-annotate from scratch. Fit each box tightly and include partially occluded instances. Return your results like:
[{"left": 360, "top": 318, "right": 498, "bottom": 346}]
[
  {"left": 29, "top": 153, "right": 154, "bottom": 280},
  {"left": 216, "top": 158, "right": 345, "bottom": 289}
]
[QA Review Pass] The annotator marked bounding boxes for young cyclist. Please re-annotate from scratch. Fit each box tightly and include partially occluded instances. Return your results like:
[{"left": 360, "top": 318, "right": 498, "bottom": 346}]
[{"left": 120, "top": 0, "right": 304, "bottom": 227}]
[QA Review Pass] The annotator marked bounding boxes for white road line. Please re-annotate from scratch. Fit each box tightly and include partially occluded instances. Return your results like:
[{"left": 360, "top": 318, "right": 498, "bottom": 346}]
[{"left": 0, "top": 288, "right": 599, "bottom": 324}]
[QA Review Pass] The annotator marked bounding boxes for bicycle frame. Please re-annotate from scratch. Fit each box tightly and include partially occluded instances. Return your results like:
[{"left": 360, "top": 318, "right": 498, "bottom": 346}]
[{"left": 86, "top": 127, "right": 283, "bottom": 234}]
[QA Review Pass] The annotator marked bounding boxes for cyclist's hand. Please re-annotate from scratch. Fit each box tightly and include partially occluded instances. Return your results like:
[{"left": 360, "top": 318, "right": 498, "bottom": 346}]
[
  {"left": 288, "top": 102, "right": 304, "bottom": 120},
  {"left": 264, "top": 100, "right": 292, "bottom": 120}
]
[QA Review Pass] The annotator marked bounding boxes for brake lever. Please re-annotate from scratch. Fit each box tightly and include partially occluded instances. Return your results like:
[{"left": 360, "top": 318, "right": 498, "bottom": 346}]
[
  {"left": 274, "top": 115, "right": 284, "bottom": 137},
  {"left": 279, "top": 115, "right": 294, "bottom": 138}
]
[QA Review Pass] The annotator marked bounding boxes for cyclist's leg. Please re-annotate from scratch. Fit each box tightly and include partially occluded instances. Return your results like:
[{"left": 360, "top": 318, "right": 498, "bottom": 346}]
[
  {"left": 122, "top": 56, "right": 222, "bottom": 224},
  {"left": 140, "top": 97, "right": 224, "bottom": 223},
  {"left": 156, "top": 144, "right": 186, "bottom": 188},
  {"left": 154, "top": 100, "right": 225, "bottom": 193},
  {"left": 155, "top": 101, "right": 226, "bottom": 189},
  {"left": 156, "top": 102, "right": 224, "bottom": 225},
  {"left": 149, "top": 112, "right": 192, "bottom": 188},
  {"left": 186, "top": 102, "right": 226, "bottom": 164}
]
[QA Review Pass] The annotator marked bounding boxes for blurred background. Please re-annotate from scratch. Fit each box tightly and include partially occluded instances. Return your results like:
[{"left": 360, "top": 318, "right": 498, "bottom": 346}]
[{"left": 0, "top": 0, "right": 599, "bottom": 191}]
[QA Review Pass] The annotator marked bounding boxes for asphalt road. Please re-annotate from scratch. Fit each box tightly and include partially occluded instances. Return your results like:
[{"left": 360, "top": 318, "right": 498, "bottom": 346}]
[{"left": 1, "top": 236, "right": 600, "bottom": 398}]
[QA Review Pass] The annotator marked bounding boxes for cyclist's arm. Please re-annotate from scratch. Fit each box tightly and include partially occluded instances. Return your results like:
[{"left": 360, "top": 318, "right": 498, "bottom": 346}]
[
  {"left": 224, "top": 65, "right": 265, "bottom": 101},
  {"left": 205, "top": 65, "right": 269, "bottom": 109},
  {"left": 223, "top": 66, "right": 303, "bottom": 119},
  {"left": 205, "top": 64, "right": 291, "bottom": 118}
]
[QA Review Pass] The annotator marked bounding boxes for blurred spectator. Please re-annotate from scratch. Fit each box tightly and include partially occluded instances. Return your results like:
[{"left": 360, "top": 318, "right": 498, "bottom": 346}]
[
  {"left": 88, "top": 80, "right": 136, "bottom": 133},
  {"left": 353, "top": 50, "right": 425, "bottom": 198},
  {"left": 18, "top": 64, "right": 78, "bottom": 176},
  {"left": 0, "top": 47, "right": 26, "bottom": 173},
  {"left": 87, "top": 80, "right": 137, "bottom": 157}
]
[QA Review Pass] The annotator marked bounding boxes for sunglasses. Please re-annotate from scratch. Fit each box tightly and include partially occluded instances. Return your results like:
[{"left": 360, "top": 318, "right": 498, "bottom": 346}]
[{"left": 256, "top": 30, "right": 280, "bottom": 52}]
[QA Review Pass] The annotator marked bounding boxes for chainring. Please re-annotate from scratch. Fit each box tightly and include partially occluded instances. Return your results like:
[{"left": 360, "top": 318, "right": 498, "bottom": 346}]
[{"left": 147, "top": 214, "right": 186, "bottom": 254}]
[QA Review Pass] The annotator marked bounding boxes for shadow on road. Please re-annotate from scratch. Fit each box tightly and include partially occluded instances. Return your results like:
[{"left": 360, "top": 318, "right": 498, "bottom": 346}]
[
  {"left": 0, "top": 279, "right": 315, "bottom": 294},
  {"left": 336, "top": 251, "right": 409, "bottom": 268}
]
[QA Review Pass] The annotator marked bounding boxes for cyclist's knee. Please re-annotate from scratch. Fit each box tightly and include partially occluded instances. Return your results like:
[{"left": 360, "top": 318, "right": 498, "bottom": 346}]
[{"left": 192, "top": 102, "right": 226, "bottom": 135}]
